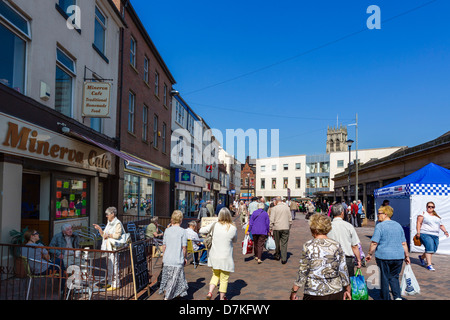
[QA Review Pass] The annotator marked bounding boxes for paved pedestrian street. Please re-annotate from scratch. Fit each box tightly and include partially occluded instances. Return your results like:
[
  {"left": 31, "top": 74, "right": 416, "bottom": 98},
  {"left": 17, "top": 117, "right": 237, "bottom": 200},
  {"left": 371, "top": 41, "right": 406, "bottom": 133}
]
[{"left": 148, "top": 213, "right": 450, "bottom": 301}]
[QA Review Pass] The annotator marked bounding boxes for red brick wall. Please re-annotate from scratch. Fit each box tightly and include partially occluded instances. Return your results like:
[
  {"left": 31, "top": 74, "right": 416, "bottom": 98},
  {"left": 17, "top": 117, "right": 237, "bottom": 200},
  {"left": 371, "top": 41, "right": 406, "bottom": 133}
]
[
  {"left": 117, "top": 7, "right": 174, "bottom": 169},
  {"left": 115, "top": 3, "right": 176, "bottom": 217}
]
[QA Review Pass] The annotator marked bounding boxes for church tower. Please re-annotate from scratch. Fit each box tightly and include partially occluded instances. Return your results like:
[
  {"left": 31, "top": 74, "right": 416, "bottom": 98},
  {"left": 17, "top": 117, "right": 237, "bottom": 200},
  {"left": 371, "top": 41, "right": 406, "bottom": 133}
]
[{"left": 326, "top": 125, "right": 348, "bottom": 153}]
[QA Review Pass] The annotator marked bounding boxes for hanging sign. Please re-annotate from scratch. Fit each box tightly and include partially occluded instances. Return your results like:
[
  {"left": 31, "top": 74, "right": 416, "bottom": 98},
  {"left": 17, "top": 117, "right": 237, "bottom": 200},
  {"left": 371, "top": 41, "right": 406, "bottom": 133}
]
[{"left": 82, "top": 82, "right": 111, "bottom": 118}]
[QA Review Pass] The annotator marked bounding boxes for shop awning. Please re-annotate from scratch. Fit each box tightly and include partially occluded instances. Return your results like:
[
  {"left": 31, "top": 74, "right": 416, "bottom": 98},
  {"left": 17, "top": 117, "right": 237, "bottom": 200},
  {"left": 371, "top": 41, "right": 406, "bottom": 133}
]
[{"left": 69, "top": 131, "right": 161, "bottom": 171}]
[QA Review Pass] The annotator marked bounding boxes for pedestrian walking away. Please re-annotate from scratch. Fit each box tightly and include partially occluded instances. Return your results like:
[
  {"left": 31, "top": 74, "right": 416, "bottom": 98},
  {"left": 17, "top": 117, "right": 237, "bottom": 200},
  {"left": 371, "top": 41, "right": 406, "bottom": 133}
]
[
  {"left": 366, "top": 205, "right": 410, "bottom": 300},
  {"left": 269, "top": 196, "right": 292, "bottom": 264},
  {"left": 290, "top": 213, "right": 351, "bottom": 300},
  {"left": 158, "top": 210, "right": 189, "bottom": 300},
  {"left": 327, "top": 204, "right": 362, "bottom": 277},
  {"left": 416, "top": 201, "right": 449, "bottom": 271},
  {"left": 246, "top": 203, "right": 270, "bottom": 264},
  {"left": 199, "top": 207, "right": 237, "bottom": 300}
]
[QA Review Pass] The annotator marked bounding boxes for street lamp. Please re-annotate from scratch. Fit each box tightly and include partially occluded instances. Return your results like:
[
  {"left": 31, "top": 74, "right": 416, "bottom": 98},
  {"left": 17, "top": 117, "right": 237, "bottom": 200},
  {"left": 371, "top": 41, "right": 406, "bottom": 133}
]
[{"left": 346, "top": 139, "right": 354, "bottom": 205}]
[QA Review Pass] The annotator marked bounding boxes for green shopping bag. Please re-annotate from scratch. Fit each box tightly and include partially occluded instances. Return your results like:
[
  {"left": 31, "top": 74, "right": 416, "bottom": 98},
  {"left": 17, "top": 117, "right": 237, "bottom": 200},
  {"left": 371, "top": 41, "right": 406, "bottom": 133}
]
[{"left": 350, "top": 268, "right": 369, "bottom": 300}]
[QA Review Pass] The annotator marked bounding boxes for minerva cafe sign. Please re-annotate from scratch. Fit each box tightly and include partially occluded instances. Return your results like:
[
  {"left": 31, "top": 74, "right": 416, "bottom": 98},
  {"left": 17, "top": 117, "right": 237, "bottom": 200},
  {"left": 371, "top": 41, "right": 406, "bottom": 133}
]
[
  {"left": 82, "top": 82, "right": 111, "bottom": 118},
  {"left": 0, "top": 112, "right": 113, "bottom": 174}
]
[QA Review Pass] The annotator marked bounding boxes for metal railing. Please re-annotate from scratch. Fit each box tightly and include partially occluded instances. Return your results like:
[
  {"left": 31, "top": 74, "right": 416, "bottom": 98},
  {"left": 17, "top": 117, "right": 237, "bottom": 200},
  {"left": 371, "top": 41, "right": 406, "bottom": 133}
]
[{"left": 0, "top": 240, "right": 153, "bottom": 300}]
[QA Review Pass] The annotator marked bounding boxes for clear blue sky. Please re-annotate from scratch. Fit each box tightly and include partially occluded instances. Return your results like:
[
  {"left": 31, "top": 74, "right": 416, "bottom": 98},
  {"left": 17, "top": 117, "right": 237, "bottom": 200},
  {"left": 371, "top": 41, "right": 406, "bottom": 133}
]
[{"left": 132, "top": 0, "right": 450, "bottom": 162}]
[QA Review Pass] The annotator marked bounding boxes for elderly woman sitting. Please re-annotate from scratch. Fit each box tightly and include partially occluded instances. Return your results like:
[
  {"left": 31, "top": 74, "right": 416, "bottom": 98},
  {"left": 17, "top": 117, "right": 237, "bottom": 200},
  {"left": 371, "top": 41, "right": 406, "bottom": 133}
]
[{"left": 290, "top": 213, "right": 351, "bottom": 300}]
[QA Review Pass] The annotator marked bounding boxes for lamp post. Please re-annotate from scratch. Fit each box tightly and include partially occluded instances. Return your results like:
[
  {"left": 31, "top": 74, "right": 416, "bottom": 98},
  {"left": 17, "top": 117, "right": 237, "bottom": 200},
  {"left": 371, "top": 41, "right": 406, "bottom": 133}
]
[{"left": 346, "top": 139, "right": 354, "bottom": 205}]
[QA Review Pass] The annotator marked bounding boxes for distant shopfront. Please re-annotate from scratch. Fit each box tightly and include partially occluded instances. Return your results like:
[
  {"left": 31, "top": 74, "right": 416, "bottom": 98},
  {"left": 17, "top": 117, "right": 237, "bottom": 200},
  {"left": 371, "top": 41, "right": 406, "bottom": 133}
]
[
  {"left": 174, "top": 169, "right": 205, "bottom": 217},
  {"left": 123, "top": 156, "right": 170, "bottom": 218}
]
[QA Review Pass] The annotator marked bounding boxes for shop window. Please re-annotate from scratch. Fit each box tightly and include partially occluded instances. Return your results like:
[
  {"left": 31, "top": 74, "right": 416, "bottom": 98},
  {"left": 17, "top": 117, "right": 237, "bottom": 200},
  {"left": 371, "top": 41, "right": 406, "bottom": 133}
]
[
  {"left": 123, "top": 174, "right": 154, "bottom": 216},
  {"left": 55, "top": 178, "right": 88, "bottom": 220}
]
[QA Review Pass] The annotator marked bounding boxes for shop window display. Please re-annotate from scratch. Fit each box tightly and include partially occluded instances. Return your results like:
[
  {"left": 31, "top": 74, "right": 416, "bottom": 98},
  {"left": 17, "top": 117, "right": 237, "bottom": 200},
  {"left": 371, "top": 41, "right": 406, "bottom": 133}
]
[{"left": 55, "top": 178, "right": 88, "bottom": 220}]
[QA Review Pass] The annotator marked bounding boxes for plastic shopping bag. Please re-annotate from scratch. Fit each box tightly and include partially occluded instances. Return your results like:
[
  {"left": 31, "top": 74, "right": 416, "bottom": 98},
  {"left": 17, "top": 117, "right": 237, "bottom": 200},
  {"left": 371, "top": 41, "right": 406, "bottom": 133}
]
[
  {"left": 242, "top": 234, "right": 253, "bottom": 255},
  {"left": 265, "top": 236, "right": 276, "bottom": 251},
  {"left": 350, "top": 268, "right": 369, "bottom": 300},
  {"left": 401, "top": 264, "right": 420, "bottom": 296}
]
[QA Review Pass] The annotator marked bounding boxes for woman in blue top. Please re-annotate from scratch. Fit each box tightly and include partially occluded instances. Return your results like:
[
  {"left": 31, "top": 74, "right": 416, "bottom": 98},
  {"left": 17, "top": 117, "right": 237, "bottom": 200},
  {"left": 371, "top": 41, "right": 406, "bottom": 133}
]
[
  {"left": 366, "top": 205, "right": 410, "bottom": 300},
  {"left": 246, "top": 203, "right": 270, "bottom": 264}
]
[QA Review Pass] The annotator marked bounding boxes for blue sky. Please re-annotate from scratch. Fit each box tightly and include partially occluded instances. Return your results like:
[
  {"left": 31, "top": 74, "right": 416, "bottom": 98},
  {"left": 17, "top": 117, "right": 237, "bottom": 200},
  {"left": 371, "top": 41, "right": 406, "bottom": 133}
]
[{"left": 132, "top": 0, "right": 449, "bottom": 162}]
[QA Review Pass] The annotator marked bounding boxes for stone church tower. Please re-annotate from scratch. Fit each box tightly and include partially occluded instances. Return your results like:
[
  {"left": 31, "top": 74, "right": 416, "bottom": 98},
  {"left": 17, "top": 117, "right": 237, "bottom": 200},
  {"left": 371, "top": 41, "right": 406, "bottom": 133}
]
[{"left": 326, "top": 125, "right": 348, "bottom": 153}]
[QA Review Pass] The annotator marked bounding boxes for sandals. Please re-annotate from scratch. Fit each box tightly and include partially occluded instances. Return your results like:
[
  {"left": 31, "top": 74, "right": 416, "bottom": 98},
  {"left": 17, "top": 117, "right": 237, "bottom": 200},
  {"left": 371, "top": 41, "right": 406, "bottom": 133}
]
[{"left": 206, "top": 292, "right": 213, "bottom": 300}]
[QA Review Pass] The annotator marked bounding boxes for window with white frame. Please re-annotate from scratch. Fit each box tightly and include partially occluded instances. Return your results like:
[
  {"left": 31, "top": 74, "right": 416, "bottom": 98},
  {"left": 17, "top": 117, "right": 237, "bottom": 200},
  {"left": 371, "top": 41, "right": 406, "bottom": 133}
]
[
  {"left": 261, "top": 178, "right": 265, "bottom": 189},
  {"left": 0, "top": 1, "right": 30, "bottom": 94},
  {"left": 283, "top": 164, "right": 288, "bottom": 170},
  {"left": 130, "top": 36, "right": 136, "bottom": 67},
  {"left": 175, "top": 100, "right": 185, "bottom": 126},
  {"left": 94, "top": 6, "right": 107, "bottom": 55},
  {"left": 55, "top": 48, "right": 76, "bottom": 117},
  {"left": 153, "top": 115, "right": 158, "bottom": 148},
  {"left": 337, "top": 160, "right": 344, "bottom": 168},
  {"left": 296, "top": 163, "right": 301, "bottom": 170},
  {"left": 261, "top": 165, "right": 265, "bottom": 172},
  {"left": 154, "top": 70, "right": 159, "bottom": 96},
  {"left": 128, "top": 92, "right": 135, "bottom": 133},
  {"left": 163, "top": 83, "right": 167, "bottom": 106},
  {"left": 188, "top": 115, "right": 194, "bottom": 134},
  {"left": 272, "top": 165, "right": 276, "bottom": 171},
  {"left": 142, "top": 105, "right": 148, "bottom": 141},
  {"left": 144, "top": 56, "right": 149, "bottom": 83},
  {"left": 295, "top": 177, "right": 301, "bottom": 189}
]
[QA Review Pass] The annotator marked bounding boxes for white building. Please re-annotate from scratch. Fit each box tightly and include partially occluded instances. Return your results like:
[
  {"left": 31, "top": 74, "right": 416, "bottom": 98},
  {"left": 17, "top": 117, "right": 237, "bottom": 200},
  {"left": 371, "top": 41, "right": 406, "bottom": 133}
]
[
  {"left": 256, "top": 147, "right": 403, "bottom": 200},
  {"left": 256, "top": 155, "right": 307, "bottom": 200},
  {"left": 6, "top": 0, "right": 123, "bottom": 136},
  {"left": 0, "top": 0, "right": 124, "bottom": 244}
]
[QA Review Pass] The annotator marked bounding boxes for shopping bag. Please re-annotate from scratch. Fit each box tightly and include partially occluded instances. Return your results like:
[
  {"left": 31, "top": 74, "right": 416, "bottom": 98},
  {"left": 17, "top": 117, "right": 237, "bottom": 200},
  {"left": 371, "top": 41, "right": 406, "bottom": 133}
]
[
  {"left": 265, "top": 236, "right": 276, "bottom": 251},
  {"left": 350, "top": 268, "right": 369, "bottom": 300},
  {"left": 242, "top": 235, "right": 253, "bottom": 255},
  {"left": 401, "top": 264, "right": 420, "bottom": 296}
]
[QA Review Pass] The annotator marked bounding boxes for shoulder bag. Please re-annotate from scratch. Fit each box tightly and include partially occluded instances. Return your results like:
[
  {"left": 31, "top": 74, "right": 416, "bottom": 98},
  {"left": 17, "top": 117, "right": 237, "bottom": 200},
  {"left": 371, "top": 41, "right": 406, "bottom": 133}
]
[{"left": 204, "top": 222, "right": 216, "bottom": 250}]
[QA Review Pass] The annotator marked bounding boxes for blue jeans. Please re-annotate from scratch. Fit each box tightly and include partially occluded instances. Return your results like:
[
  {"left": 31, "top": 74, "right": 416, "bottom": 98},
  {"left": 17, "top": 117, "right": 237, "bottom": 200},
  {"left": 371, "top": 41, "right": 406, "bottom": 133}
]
[
  {"left": 420, "top": 233, "right": 439, "bottom": 253},
  {"left": 193, "top": 244, "right": 208, "bottom": 264},
  {"left": 375, "top": 258, "right": 403, "bottom": 300}
]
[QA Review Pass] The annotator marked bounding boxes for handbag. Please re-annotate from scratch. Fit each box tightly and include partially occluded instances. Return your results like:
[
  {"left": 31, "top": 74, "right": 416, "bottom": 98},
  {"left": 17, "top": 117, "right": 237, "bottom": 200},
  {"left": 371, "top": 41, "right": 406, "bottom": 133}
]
[
  {"left": 204, "top": 222, "right": 216, "bottom": 250},
  {"left": 242, "top": 234, "right": 254, "bottom": 255},
  {"left": 413, "top": 234, "right": 422, "bottom": 246},
  {"left": 350, "top": 268, "right": 369, "bottom": 300},
  {"left": 401, "top": 264, "right": 420, "bottom": 296},
  {"left": 113, "top": 224, "right": 131, "bottom": 249}
]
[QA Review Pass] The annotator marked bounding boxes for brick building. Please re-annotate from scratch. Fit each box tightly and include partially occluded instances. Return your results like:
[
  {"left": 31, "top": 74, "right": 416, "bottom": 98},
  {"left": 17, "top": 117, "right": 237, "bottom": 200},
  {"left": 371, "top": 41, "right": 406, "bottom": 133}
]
[
  {"left": 240, "top": 156, "right": 256, "bottom": 201},
  {"left": 113, "top": 0, "right": 176, "bottom": 218}
]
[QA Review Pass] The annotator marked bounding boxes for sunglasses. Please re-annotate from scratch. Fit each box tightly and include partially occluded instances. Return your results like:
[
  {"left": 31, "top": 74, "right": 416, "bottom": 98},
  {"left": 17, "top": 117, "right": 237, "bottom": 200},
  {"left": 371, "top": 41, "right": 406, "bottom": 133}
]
[
  {"left": 32, "top": 232, "right": 39, "bottom": 236},
  {"left": 428, "top": 206, "right": 435, "bottom": 209}
]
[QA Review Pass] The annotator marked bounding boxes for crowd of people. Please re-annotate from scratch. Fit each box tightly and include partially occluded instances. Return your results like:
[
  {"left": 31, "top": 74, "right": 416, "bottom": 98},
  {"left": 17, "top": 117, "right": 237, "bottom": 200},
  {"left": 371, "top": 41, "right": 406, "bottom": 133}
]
[{"left": 19, "top": 196, "right": 449, "bottom": 301}]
